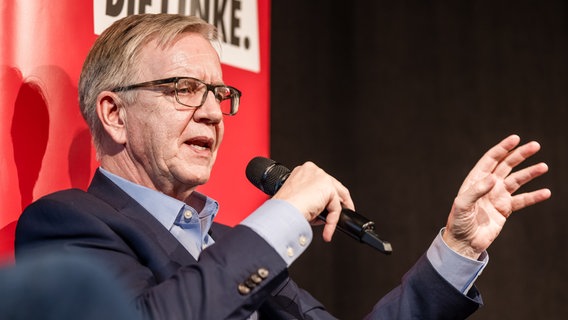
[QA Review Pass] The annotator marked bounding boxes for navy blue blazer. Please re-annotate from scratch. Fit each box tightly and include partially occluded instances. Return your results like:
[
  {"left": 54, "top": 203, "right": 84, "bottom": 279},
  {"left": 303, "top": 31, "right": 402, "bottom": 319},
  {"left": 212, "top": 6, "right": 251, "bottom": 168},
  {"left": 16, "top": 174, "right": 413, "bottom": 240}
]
[{"left": 15, "top": 170, "right": 482, "bottom": 319}]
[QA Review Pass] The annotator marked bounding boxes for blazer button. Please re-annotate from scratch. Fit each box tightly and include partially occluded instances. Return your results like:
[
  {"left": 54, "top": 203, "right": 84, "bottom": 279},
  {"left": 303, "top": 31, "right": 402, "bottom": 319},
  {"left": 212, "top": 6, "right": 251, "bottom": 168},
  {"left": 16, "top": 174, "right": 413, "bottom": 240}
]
[
  {"left": 238, "top": 283, "right": 251, "bottom": 295},
  {"left": 257, "top": 268, "right": 269, "bottom": 279},
  {"left": 250, "top": 273, "right": 262, "bottom": 284},
  {"left": 244, "top": 278, "right": 257, "bottom": 288}
]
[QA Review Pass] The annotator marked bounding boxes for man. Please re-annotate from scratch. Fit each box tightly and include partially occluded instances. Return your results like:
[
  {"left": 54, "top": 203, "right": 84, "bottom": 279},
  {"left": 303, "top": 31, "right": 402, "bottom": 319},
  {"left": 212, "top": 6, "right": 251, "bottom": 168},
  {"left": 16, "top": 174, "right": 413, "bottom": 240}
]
[{"left": 15, "top": 14, "right": 551, "bottom": 319}]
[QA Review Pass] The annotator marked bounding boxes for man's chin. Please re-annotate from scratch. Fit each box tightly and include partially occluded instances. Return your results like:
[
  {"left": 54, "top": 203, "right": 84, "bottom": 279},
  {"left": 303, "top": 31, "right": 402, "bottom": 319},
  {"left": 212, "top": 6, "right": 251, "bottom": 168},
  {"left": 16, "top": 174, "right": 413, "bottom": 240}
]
[
  {"left": 171, "top": 161, "right": 214, "bottom": 184},
  {"left": 180, "top": 170, "right": 211, "bottom": 186}
]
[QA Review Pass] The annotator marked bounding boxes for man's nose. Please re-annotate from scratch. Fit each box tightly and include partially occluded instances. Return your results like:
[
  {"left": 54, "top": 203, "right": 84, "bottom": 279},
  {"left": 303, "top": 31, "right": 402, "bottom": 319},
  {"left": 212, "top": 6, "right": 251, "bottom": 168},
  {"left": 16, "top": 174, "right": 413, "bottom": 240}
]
[{"left": 192, "top": 91, "right": 223, "bottom": 123}]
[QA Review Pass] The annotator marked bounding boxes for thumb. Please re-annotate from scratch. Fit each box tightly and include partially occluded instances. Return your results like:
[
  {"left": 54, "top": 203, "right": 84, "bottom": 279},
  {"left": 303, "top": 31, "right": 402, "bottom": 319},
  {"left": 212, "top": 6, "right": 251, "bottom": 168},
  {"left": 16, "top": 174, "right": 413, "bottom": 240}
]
[{"left": 455, "top": 174, "right": 497, "bottom": 210}]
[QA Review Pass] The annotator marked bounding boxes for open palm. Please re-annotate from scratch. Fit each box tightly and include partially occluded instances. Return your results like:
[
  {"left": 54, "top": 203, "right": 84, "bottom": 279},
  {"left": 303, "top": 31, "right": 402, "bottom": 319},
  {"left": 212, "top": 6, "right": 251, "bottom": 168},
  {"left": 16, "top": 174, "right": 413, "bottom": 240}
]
[{"left": 443, "top": 135, "right": 551, "bottom": 259}]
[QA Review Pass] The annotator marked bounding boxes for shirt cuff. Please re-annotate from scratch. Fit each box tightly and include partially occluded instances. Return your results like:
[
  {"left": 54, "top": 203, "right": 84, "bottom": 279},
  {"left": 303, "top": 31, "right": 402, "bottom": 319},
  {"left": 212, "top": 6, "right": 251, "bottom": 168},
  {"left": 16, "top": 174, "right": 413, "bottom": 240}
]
[
  {"left": 426, "top": 228, "right": 489, "bottom": 294},
  {"left": 240, "top": 199, "right": 313, "bottom": 266}
]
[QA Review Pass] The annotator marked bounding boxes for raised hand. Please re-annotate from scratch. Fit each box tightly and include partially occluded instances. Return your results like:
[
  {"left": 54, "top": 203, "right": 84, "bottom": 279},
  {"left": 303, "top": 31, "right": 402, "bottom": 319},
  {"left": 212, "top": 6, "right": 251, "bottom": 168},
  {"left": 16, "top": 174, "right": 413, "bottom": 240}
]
[{"left": 443, "top": 134, "right": 551, "bottom": 259}]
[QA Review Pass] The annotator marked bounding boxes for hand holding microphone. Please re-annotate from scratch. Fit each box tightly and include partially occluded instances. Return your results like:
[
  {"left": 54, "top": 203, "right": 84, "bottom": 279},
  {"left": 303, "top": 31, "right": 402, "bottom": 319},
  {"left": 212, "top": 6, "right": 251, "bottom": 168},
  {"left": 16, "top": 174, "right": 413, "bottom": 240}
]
[
  {"left": 246, "top": 157, "right": 392, "bottom": 254},
  {"left": 271, "top": 160, "right": 352, "bottom": 242}
]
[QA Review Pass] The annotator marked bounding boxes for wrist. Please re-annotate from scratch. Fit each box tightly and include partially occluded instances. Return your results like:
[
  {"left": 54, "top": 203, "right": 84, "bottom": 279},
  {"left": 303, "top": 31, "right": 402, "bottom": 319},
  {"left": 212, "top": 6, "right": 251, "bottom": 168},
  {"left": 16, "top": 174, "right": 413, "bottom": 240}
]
[{"left": 442, "top": 229, "right": 483, "bottom": 260}]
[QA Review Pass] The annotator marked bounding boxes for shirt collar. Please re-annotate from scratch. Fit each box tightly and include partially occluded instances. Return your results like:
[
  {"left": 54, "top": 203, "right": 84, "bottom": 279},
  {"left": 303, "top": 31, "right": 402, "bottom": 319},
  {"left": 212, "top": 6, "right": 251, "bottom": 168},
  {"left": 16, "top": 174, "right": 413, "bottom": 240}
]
[{"left": 99, "top": 167, "right": 218, "bottom": 231}]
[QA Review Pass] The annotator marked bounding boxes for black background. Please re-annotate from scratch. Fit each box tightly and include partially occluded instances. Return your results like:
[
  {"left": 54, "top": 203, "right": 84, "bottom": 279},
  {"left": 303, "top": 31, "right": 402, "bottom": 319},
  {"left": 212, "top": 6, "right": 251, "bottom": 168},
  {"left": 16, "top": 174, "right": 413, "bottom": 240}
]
[{"left": 271, "top": 1, "right": 567, "bottom": 319}]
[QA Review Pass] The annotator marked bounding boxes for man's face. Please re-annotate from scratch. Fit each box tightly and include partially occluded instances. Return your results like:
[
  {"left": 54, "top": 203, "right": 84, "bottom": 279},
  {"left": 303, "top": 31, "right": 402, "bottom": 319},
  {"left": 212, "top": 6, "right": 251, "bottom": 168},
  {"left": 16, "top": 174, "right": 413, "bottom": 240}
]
[{"left": 123, "top": 33, "right": 225, "bottom": 198}]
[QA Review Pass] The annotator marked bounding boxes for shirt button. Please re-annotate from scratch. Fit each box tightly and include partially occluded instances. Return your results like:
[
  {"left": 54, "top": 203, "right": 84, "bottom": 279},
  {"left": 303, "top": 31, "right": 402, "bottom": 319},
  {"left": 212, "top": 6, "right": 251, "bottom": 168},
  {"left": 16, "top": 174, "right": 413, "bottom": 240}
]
[
  {"left": 183, "top": 210, "right": 193, "bottom": 220},
  {"left": 286, "top": 246, "right": 294, "bottom": 257},
  {"left": 299, "top": 235, "right": 307, "bottom": 246}
]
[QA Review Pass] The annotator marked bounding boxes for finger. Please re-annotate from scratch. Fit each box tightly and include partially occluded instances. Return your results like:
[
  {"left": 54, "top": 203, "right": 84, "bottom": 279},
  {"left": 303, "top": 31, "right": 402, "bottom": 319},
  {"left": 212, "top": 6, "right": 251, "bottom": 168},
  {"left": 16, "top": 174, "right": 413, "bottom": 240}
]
[
  {"left": 493, "top": 141, "right": 541, "bottom": 179},
  {"left": 472, "top": 135, "right": 522, "bottom": 175},
  {"left": 322, "top": 197, "right": 342, "bottom": 242},
  {"left": 510, "top": 188, "right": 552, "bottom": 212},
  {"left": 454, "top": 174, "right": 497, "bottom": 211},
  {"left": 334, "top": 177, "right": 355, "bottom": 211},
  {"left": 504, "top": 162, "right": 549, "bottom": 194},
  {"left": 321, "top": 177, "right": 354, "bottom": 241},
  {"left": 458, "top": 135, "right": 521, "bottom": 193}
]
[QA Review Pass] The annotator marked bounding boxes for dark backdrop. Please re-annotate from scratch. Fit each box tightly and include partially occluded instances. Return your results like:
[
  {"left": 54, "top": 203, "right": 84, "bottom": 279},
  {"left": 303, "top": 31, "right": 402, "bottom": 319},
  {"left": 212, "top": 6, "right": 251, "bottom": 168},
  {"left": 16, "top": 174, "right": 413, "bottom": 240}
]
[{"left": 270, "top": 1, "right": 567, "bottom": 319}]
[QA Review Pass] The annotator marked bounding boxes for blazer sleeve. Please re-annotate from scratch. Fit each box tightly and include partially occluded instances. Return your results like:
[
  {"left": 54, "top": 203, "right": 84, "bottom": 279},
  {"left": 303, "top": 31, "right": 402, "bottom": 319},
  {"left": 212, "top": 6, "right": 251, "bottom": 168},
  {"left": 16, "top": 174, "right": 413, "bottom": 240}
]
[{"left": 364, "top": 253, "right": 482, "bottom": 320}]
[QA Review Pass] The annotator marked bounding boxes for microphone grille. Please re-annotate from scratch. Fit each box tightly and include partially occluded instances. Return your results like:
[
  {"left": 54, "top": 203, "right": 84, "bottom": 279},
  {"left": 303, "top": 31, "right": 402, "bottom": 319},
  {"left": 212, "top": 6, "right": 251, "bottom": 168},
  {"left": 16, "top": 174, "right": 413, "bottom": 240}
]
[{"left": 246, "top": 157, "right": 290, "bottom": 195}]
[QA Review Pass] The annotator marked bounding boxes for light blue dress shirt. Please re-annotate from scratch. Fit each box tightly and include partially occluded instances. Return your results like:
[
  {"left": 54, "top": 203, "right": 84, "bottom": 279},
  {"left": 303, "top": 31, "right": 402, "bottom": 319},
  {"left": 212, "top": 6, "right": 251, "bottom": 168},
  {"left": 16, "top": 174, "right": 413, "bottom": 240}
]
[{"left": 100, "top": 168, "right": 217, "bottom": 259}]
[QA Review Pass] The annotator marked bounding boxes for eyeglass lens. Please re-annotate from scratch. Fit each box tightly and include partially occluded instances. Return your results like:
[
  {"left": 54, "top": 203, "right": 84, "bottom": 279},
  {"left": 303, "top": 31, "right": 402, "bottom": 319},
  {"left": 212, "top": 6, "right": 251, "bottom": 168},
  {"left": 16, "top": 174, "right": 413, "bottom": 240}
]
[{"left": 176, "top": 78, "right": 236, "bottom": 115}]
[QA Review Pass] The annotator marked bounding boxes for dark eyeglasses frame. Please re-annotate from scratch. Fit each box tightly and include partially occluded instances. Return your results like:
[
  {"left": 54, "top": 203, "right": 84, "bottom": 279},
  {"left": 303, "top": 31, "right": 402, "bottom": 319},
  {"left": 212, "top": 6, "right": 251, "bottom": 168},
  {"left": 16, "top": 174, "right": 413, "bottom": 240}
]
[{"left": 111, "top": 77, "right": 241, "bottom": 115}]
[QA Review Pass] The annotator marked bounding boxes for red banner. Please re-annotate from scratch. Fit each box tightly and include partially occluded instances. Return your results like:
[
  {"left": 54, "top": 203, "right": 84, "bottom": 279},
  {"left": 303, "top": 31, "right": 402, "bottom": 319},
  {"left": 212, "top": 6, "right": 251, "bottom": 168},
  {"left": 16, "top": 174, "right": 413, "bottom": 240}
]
[{"left": 0, "top": 0, "right": 271, "bottom": 261}]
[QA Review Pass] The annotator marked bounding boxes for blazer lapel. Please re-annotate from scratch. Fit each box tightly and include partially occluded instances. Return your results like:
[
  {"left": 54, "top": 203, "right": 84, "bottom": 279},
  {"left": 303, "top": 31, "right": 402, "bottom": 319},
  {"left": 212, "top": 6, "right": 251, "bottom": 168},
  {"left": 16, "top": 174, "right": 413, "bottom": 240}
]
[{"left": 87, "top": 169, "right": 196, "bottom": 268}]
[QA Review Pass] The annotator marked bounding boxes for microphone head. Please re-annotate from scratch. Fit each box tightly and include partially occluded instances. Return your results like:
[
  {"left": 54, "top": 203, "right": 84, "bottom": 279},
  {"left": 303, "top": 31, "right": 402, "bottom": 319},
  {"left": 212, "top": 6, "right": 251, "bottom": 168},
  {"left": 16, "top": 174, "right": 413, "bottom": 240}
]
[{"left": 246, "top": 156, "right": 290, "bottom": 195}]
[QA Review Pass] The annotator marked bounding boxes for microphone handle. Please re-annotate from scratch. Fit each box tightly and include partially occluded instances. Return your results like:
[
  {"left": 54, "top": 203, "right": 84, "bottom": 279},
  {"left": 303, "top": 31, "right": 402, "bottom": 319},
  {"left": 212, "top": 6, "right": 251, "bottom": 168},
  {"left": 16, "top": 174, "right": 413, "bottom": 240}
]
[
  {"left": 253, "top": 158, "right": 392, "bottom": 254},
  {"left": 318, "top": 209, "right": 392, "bottom": 254}
]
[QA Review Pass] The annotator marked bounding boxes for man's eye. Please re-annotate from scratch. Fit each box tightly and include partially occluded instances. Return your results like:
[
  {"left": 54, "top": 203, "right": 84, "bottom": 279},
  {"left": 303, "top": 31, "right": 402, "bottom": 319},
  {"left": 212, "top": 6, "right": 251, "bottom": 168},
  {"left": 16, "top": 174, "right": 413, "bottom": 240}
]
[
  {"left": 150, "top": 84, "right": 176, "bottom": 96},
  {"left": 162, "top": 87, "right": 177, "bottom": 96},
  {"left": 177, "top": 85, "right": 200, "bottom": 95}
]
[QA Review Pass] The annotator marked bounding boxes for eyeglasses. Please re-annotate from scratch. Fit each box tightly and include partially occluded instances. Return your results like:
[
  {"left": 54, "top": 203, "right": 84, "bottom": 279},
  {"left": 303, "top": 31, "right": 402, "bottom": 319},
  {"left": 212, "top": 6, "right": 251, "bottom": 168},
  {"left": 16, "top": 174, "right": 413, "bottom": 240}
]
[{"left": 111, "top": 77, "right": 241, "bottom": 115}]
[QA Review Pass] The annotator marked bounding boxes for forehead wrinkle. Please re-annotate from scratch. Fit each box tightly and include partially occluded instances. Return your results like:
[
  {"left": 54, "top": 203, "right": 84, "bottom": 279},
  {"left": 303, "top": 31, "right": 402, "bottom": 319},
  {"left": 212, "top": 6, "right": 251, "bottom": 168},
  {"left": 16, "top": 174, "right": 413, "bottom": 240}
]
[
  {"left": 170, "top": 52, "right": 203, "bottom": 70},
  {"left": 139, "top": 36, "right": 222, "bottom": 82}
]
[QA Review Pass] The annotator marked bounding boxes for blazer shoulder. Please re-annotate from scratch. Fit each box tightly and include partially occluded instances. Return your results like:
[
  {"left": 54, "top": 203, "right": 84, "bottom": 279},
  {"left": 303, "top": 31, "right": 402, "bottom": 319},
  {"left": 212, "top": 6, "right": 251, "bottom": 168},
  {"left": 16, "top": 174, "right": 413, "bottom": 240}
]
[{"left": 21, "top": 188, "right": 112, "bottom": 219}]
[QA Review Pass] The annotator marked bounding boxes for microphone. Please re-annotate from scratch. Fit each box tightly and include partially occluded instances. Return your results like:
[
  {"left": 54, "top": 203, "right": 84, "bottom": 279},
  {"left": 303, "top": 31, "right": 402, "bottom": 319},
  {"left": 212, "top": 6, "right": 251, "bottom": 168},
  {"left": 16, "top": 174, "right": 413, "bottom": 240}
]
[{"left": 246, "top": 156, "right": 392, "bottom": 255}]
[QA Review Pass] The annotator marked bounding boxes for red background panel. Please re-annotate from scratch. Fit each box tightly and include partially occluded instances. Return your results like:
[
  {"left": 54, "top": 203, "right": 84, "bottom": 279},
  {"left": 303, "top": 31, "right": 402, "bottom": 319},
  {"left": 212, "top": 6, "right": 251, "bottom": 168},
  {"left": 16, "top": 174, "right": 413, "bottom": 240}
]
[{"left": 0, "top": 0, "right": 271, "bottom": 262}]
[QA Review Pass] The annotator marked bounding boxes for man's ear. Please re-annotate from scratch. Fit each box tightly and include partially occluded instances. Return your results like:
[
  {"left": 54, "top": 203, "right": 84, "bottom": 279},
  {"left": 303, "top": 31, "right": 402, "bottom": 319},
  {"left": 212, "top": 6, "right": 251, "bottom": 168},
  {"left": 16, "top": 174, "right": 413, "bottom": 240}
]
[{"left": 96, "top": 91, "right": 127, "bottom": 144}]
